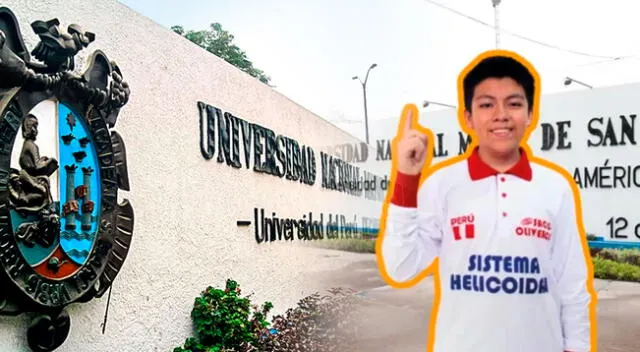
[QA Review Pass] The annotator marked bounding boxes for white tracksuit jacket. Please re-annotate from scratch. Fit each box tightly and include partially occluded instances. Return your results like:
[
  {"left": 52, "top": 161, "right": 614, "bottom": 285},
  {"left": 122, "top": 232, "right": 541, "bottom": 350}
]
[{"left": 381, "top": 148, "right": 592, "bottom": 352}]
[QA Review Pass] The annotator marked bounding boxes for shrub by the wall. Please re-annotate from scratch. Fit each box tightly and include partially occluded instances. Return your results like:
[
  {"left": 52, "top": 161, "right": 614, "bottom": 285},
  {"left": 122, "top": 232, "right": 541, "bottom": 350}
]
[
  {"left": 616, "top": 249, "right": 640, "bottom": 266},
  {"left": 174, "top": 280, "right": 360, "bottom": 352},
  {"left": 592, "top": 257, "right": 640, "bottom": 282},
  {"left": 173, "top": 279, "right": 272, "bottom": 352},
  {"left": 256, "top": 288, "right": 360, "bottom": 352},
  {"left": 595, "top": 249, "right": 640, "bottom": 267}
]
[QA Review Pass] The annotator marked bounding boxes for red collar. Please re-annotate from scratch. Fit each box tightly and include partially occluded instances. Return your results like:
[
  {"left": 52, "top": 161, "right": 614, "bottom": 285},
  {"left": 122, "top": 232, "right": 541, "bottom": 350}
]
[{"left": 467, "top": 147, "right": 532, "bottom": 181}]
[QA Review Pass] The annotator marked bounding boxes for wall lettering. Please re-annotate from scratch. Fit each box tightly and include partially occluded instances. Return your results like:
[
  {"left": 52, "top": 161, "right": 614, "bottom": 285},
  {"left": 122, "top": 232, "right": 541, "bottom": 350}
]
[
  {"left": 374, "top": 132, "right": 459, "bottom": 162},
  {"left": 202, "top": 103, "right": 640, "bottom": 228},
  {"left": 459, "top": 132, "right": 472, "bottom": 155},
  {"left": 434, "top": 133, "right": 448, "bottom": 157},
  {"left": 199, "top": 102, "right": 317, "bottom": 186},
  {"left": 605, "top": 216, "right": 640, "bottom": 240},
  {"left": 541, "top": 121, "right": 572, "bottom": 150},
  {"left": 322, "top": 142, "right": 369, "bottom": 164},
  {"left": 252, "top": 208, "right": 374, "bottom": 244},
  {"left": 199, "top": 102, "right": 390, "bottom": 201},
  {"left": 376, "top": 139, "right": 391, "bottom": 161},
  {"left": 587, "top": 114, "right": 636, "bottom": 147},
  {"left": 572, "top": 159, "right": 640, "bottom": 189}
]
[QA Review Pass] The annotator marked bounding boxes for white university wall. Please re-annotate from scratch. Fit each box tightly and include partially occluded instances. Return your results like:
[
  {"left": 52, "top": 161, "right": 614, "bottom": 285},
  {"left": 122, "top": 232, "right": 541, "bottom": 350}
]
[
  {"left": 365, "top": 82, "right": 640, "bottom": 243},
  {"left": 0, "top": 0, "right": 385, "bottom": 351}
]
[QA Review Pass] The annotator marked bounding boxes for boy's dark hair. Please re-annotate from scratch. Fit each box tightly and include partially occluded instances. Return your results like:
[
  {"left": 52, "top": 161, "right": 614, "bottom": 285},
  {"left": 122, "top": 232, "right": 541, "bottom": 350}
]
[{"left": 463, "top": 55, "right": 535, "bottom": 113}]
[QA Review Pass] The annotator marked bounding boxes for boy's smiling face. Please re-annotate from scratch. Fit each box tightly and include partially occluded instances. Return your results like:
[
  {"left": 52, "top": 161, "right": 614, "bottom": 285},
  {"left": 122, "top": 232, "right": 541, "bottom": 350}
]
[{"left": 464, "top": 76, "right": 531, "bottom": 157}]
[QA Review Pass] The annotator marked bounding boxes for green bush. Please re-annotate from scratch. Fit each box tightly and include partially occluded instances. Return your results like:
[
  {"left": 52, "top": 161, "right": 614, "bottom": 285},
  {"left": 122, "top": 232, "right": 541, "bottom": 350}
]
[
  {"left": 617, "top": 249, "right": 640, "bottom": 266},
  {"left": 592, "top": 257, "right": 640, "bottom": 282},
  {"left": 590, "top": 248, "right": 640, "bottom": 282},
  {"left": 257, "top": 287, "right": 360, "bottom": 352},
  {"left": 595, "top": 249, "right": 640, "bottom": 267},
  {"left": 173, "top": 279, "right": 273, "bottom": 352},
  {"left": 597, "top": 249, "right": 620, "bottom": 262},
  {"left": 174, "top": 280, "right": 360, "bottom": 352}
]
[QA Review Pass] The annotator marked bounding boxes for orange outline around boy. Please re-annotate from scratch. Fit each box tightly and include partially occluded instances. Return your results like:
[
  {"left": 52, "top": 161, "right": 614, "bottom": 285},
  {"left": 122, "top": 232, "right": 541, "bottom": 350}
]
[{"left": 375, "top": 49, "right": 597, "bottom": 352}]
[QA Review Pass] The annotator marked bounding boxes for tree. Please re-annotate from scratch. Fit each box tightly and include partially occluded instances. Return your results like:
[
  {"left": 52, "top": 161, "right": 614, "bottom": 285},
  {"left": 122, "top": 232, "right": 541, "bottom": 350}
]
[{"left": 171, "top": 23, "right": 272, "bottom": 85}]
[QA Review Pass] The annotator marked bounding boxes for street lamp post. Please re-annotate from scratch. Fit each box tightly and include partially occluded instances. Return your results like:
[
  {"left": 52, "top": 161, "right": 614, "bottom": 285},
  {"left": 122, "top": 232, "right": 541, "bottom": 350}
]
[
  {"left": 353, "top": 63, "right": 377, "bottom": 144},
  {"left": 564, "top": 77, "right": 593, "bottom": 89},
  {"left": 423, "top": 100, "right": 456, "bottom": 109}
]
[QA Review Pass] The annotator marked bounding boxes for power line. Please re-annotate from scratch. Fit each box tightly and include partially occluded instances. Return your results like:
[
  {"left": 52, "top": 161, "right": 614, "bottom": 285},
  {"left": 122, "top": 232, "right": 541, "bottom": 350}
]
[
  {"left": 330, "top": 117, "right": 363, "bottom": 124},
  {"left": 572, "top": 56, "right": 640, "bottom": 68},
  {"left": 422, "top": 0, "right": 626, "bottom": 60}
]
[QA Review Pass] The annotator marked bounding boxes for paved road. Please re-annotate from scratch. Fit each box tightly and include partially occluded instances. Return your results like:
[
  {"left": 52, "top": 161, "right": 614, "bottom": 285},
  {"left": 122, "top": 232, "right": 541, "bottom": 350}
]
[{"left": 306, "top": 250, "right": 640, "bottom": 352}]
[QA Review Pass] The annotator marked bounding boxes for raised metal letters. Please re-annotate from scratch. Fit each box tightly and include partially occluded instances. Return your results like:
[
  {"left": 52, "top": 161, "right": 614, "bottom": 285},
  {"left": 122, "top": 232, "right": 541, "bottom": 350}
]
[
  {"left": 0, "top": 7, "right": 134, "bottom": 351},
  {"left": 199, "top": 101, "right": 317, "bottom": 185}
]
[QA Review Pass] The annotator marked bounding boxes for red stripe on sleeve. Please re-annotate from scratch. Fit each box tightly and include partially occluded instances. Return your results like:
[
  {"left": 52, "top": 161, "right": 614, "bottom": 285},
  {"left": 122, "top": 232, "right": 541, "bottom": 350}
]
[{"left": 390, "top": 172, "right": 421, "bottom": 208}]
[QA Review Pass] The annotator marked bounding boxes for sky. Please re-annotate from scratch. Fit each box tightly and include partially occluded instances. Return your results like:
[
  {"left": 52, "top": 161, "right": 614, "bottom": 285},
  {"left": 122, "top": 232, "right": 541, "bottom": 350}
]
[{"left": 118, "top": 0, "right": 640, "bottom": 141}]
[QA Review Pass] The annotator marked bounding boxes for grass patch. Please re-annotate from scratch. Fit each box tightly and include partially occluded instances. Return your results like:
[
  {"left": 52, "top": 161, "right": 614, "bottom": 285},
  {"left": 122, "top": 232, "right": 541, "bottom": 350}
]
[
  {"left": 310, "top": 237, "right": 376, "bottom": 254},
  {"left": 308, "top": 233, "right": 640, "bottom": 283},
  {"left": 311, "top": 236, "right": 640, "bottom": 283}
]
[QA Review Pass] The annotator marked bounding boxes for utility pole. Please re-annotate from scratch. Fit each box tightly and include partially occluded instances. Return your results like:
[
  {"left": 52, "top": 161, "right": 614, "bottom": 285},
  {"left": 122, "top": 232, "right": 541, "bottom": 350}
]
[
  {"left": 352, "top": 63, "right": 377, "bottom": 144},
  {"left": 492, "top": 0, "right": 501, "bottom": 48}
]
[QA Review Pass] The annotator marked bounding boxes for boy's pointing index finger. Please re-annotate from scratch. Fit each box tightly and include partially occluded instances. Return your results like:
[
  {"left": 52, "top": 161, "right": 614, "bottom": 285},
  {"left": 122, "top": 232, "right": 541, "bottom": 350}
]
[{"left": 395, "top": 103, "right": 420, "bottom": 139}]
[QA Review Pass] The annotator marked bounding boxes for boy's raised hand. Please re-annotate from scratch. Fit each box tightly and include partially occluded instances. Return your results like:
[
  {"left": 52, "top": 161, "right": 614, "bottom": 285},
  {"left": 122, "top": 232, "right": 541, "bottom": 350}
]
[{"left": 394, "top": 104, "right": 430, "bottom": 175}]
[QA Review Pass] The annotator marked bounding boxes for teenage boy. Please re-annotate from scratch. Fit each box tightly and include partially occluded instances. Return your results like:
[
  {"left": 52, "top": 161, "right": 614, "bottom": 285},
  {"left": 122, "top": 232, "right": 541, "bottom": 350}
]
[{"left": 379, "top": 52, "right": 595, "bottom": 352}]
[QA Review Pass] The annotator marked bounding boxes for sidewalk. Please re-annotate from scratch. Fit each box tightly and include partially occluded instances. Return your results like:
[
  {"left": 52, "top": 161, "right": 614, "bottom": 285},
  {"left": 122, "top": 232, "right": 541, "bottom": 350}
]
[{"left": 307, "top": 250, "right": 640, "bottom": 352}]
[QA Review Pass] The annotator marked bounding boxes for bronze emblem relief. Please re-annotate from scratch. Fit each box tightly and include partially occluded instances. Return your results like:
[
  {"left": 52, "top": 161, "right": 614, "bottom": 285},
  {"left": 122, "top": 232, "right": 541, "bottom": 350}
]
[{"left": 0, "top": 7, "right": 135, "bottom": 352}]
